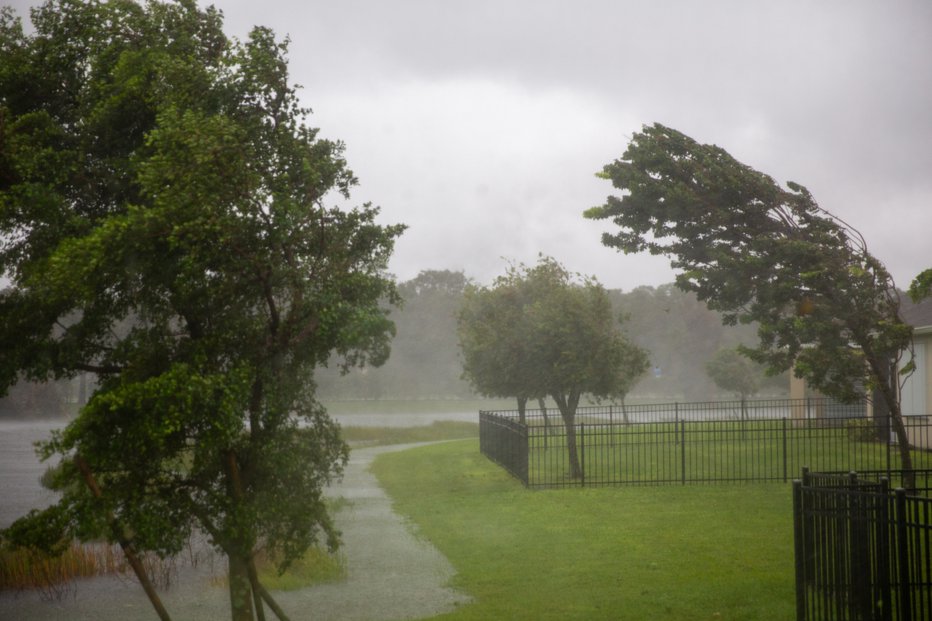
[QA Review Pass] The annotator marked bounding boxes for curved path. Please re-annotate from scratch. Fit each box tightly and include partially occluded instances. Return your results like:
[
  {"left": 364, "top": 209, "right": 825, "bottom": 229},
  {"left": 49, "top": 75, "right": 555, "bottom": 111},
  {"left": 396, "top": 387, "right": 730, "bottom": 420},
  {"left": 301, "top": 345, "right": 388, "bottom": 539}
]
[{"left": 0, "top": 442, "right": 471, "bottom": 621}]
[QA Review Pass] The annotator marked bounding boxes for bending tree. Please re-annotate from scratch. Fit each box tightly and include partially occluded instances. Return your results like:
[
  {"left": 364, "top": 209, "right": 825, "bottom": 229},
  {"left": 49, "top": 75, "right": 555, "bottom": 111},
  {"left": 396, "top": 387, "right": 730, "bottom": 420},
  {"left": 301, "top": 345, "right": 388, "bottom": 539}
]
[
  {"left": 458, "top": 256, "right": 648, "bottom": 478},
  {"left": 585, "top": 123, "right": 915, "bottom": 484},
  {"left": 0, "top": 2, "right": 403, "bottom": 620}
]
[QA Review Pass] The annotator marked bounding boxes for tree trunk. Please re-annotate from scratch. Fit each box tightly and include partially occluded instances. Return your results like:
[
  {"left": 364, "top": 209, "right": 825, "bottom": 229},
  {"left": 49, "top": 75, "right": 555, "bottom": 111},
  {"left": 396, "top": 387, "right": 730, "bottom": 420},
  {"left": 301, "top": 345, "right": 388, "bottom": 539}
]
[
  {"left": 867, "top": 353, "right": 915, "bottom": 490},
  {"left": 74, "top": 455, "right": 173, "bottom": 621},
  {"left": 228, "top": 553, "right": 255, "bottom": 621},
  {"left": 554, "top": 391, "right": 582, "bottom": 479},
  {"left": 537, "top": 397, "right": 552, "bottom": 449},
  {"left": 224, "top": 450, "right": 256, "bottom": 621}
]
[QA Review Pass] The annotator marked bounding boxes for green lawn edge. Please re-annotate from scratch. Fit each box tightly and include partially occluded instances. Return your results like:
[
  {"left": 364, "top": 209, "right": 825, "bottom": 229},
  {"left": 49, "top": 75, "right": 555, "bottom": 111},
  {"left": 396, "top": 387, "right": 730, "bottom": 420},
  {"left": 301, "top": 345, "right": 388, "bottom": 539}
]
[{"left": 371, "top": 439, "right": 796, "bottom": 621}]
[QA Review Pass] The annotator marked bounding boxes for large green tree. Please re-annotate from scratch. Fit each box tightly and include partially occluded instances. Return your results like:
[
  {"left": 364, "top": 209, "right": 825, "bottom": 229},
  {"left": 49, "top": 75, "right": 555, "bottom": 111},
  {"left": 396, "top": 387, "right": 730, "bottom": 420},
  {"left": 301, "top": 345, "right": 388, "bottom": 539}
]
[
  {"left": 0, "top": 2, "right": 403, "bottom": 620},
  {"left": 585, "top": 123, "right": 915, "bottom": 482},
  {"left": 458, "top": 256, "right": 648, "bottom": 477}
]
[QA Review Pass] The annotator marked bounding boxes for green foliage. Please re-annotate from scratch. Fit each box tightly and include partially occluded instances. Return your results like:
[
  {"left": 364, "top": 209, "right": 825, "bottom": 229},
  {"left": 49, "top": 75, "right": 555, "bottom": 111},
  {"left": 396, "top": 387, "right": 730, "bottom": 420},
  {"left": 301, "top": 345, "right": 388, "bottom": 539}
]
[
  {"left": 845, "top": 418, "right": 880, "bottom": 443},
  {"left": 457, "top": 256, "right": 649, "bottom": 478},
  {"left": 0, "top": 0, "right": 403, "bottom": 617},
  {"left": 705, "top": 347, "right": 763, "bottom": 400},
  {"left": 586, "top": 123, "right": 914, "bottom": 476},
  {"left": 908, "top": 268, "right": 932, "bottom": 303},
  {"left": 253, "top": 545, "right": 346, "bottom": 591},
  {"left": 457, "top": 256, "right": 649, "bottom": 409}
]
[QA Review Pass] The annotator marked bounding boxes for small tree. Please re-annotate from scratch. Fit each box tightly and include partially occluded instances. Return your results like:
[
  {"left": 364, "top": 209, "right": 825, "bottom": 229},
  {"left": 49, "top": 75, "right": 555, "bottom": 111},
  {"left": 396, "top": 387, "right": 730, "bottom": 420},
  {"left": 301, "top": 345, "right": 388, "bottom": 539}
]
[
  {"left": 585, "top": 123, "right": 915, "bottom": 484},
  {"left": 705, "top": 348, "right": 762, "bottom": 419},
  {"left": 458, "top": 256, "right": 648, "bottom": 478}
]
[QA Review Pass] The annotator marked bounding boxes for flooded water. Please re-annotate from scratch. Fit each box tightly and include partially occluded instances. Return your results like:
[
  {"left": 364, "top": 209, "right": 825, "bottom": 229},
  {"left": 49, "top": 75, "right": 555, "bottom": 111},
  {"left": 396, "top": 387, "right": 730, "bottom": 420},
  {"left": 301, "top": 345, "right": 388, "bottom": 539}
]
[
  {"left": 0, "top": 419, "right": 62, "bottom": 528},
  {"left": 0, "top": 401, "right": 487, "bottom": 527},
  {"left": 0, "top": 411, "right": 475, "bottom": 620}
]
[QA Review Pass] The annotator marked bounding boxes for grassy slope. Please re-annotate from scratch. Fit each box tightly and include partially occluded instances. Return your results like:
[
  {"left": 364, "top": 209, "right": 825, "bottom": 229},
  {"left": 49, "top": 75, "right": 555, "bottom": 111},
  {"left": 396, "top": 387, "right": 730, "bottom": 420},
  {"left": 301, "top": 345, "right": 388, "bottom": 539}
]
[{"left": 372, "top": 439, "right": 795, "bottom": 621}]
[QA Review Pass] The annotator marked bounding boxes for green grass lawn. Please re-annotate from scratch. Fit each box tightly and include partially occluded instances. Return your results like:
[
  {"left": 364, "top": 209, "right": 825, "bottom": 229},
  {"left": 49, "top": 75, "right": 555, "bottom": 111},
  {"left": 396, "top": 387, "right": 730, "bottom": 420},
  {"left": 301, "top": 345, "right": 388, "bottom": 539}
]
[{"left": 372, "top": 439, "right": 796, "bottom": 621}]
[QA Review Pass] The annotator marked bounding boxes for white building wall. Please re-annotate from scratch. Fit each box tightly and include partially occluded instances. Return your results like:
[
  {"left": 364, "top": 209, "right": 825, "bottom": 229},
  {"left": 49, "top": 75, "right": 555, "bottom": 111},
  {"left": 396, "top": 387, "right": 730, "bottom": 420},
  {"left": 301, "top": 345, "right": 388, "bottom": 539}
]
[{"left": 900, "top": 340, "right": 927, "bottom": 416}]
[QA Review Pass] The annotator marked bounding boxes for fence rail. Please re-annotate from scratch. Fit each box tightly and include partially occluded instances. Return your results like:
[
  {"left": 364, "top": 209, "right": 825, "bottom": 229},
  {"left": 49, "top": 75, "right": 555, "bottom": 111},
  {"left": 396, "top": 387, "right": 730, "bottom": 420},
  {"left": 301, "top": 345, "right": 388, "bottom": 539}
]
[
  {"left": 793, "top": 468, "right": 932, "bottom": 621},
  {"left": 479, "top": 399, "right": 932, "bottom": 488}
]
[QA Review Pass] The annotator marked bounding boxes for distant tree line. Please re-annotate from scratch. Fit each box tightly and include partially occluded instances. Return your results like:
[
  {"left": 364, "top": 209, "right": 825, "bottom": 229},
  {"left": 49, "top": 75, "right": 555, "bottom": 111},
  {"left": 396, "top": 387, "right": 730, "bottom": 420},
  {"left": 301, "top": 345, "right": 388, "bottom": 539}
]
[
  {"left": 314, "top": 270, "right": 786, "bottom": 404},
  {"left": 2, "top": 268, "right": 786, "bottom": 418}
]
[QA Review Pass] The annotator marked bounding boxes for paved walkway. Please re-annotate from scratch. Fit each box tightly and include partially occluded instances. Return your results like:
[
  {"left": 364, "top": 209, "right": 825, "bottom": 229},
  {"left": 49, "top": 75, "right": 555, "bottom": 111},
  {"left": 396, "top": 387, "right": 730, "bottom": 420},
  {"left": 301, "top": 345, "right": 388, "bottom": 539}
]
[{"left": 0, "top": 443, "right": 471, "bottom": 621}]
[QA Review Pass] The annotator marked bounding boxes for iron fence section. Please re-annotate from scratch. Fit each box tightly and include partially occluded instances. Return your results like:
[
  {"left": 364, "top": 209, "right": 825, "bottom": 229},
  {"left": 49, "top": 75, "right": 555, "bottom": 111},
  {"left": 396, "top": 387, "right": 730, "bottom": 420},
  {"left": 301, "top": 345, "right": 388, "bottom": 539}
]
[
  {"left": 479, "top": 411, "right": 528, "bottom": 485},
  {"left": 478, "top": 399, "right": 932, "bottom": 488},
  {"left": 793, "top": 468, "right": 932, "bottom": 621}
]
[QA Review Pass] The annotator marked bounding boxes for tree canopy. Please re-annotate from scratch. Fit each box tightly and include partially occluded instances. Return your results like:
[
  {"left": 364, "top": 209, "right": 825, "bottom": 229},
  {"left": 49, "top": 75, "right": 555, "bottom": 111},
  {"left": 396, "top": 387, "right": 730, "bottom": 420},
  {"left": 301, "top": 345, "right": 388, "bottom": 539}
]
[
  {"left": 0, "top": 1, "right": 403, "bottom": 619},
  {"left": 457, "top": 256, "right": 648, "bottom": 477},
  {"left": 705, "top": 347, "right": 763, "bottom": 404},
  {"left": 585, "top": 123, "right": 915, "bottom": 478}
]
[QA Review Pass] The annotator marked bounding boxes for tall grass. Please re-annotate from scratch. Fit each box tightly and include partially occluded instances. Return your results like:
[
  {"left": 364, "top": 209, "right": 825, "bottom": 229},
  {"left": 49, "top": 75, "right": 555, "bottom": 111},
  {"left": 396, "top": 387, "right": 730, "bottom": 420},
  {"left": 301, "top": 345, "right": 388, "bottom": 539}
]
[{"left": 1, "top": 542, "right": 132, "bottom": 600}]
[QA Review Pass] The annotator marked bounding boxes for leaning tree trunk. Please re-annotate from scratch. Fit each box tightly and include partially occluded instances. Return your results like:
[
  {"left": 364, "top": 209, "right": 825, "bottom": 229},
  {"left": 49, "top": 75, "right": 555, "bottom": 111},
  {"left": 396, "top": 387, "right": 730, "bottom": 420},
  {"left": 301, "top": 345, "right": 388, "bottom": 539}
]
[
  {"left": 74, "top": 455, "right": 173, "bottom": 621},
  {"left": 868, "top": 354, "right": 915, "bottom": 490}
]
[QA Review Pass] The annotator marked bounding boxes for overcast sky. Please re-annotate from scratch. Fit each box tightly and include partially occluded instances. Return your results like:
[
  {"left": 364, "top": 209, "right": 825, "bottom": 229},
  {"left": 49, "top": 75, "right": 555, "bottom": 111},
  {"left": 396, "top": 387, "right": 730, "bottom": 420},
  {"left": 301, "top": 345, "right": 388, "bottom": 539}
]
[{"left": 11, "top": 0, "right": 932, "bottom": 291}]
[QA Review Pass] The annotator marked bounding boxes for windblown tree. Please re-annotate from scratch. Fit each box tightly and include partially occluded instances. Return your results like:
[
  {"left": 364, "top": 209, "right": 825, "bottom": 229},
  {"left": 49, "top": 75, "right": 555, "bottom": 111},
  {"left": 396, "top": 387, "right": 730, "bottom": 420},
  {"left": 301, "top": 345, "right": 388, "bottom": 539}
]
[
  {"left": 458, "top": 256, "right": 648, "bottom": 477},
  {"left": 585, "top": 123, "right": 915, "bottom": 482},
  {"left": 0, "top": 2, "right": 403, "bottom": 620}
]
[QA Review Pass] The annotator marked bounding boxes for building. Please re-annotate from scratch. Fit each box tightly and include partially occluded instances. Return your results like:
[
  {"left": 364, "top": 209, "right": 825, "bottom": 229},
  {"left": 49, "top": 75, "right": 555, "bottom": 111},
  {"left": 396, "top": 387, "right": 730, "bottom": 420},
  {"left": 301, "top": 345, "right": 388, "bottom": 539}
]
[{"left": 900, "top": 295, "right": 932, "bottom": 449}]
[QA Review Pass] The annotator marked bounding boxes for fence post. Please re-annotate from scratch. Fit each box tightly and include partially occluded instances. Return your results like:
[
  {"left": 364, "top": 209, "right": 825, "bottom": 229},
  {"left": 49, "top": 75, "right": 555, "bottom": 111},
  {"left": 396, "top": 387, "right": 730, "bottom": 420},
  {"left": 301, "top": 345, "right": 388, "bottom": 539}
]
[
  {"left": 792, "top": 480, "right": 807, "bottom": 621},
  {"left": 847, "top": 472, "right": 872, "bottom": 620},
  {"left": 520, "top": 420, "right": 529, "bottom": 487},
  {"left": 782, "top": 418, "right": 788, "bottom": 483},
  {"left": 609, "top": 405, "right": 615, "bottom": 448},
  {"left": 877, "top": 478, "right": 892, "bottom": 621},
  {"left": 579, "top": 423, "right": 586, "bottom": 488},
  {"left": 894, "top": 488, "right": 912, "bottom": 621},
  {"left": 680, "top": 418, "right": 687, "bottom": 485}
]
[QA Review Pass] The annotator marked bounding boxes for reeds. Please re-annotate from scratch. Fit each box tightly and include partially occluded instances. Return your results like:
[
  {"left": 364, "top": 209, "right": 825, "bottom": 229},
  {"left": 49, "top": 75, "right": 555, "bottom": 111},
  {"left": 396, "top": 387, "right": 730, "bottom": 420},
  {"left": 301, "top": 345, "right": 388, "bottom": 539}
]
[{"left": 0, "top": 536, "right": 219, "bottom": 601}]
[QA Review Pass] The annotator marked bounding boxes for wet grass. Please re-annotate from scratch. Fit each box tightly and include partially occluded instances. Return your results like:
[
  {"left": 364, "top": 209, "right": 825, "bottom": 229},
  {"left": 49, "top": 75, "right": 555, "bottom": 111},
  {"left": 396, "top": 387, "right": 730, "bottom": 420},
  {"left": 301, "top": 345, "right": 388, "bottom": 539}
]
[
  {"left": 341, "top": 420, "right": 478, "bottom": 446},
  {"left": 372, "top": 439, "right": 796, "bottom": 621},
  {"left": 247, "top": 547, "right": 346, "bottom": 591}
]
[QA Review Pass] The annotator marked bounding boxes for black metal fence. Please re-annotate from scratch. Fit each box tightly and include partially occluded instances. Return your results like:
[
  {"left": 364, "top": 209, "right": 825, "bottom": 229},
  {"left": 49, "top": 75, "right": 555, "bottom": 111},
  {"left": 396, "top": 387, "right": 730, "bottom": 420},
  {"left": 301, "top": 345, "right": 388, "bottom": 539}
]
[
  {"left": 793, "top": 468, "right": 932, "bottom": 621},
  {"left": 478, "top": 399, "right": 932, "bottom": 488},
  {"left": 478, "top": 411, "right": 528, "bottom": 483}
]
